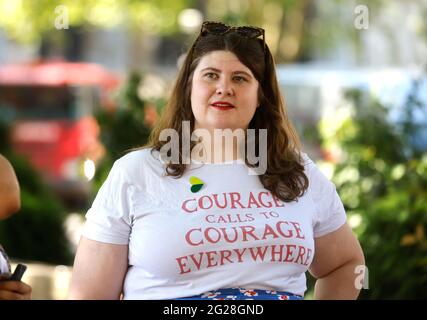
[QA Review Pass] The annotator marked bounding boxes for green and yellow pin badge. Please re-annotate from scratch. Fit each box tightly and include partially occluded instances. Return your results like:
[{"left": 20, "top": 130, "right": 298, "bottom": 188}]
[{"left": 189, "top": 176, "right": 204, "bottom": 193}]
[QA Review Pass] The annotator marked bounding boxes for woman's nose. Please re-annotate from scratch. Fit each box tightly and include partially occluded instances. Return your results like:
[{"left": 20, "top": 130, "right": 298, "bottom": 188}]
[{"left": 215, "top": 79, "right": 234, "bottom": 96}]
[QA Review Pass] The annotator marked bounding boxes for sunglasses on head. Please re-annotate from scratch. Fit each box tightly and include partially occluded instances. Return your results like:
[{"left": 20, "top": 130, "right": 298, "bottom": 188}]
[{"left": 199, "top": 21, "right": 265, "bottom": 50}]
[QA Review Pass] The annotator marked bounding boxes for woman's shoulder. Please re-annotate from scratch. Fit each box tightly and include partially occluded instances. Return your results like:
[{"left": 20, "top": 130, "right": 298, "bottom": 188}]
[
  {"left": 299, "top": 151, "right": 336, "bottom": 198},
  {"left": 116, "top": 147, "right": 157, "bottom": 164},
  {"left": 113, "top": 147, "right": 162, "bottom": 178},
  {"left": 299, "top": 152, "right": 316, "bottom": 176}
]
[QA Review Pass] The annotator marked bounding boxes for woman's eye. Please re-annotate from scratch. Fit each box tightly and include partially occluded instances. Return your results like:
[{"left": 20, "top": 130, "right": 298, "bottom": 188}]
[
  {"left": 233, "top": 76, "right": 247, "bottom": 83},
  {"left": 204, "top": 72, "right": 218, "bottom": 79}
]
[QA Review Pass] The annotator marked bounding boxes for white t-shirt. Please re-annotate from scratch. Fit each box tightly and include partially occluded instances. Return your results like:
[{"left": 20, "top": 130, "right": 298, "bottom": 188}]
[{"left": 82, "top": 148, "right": 346, "bottom": 299}]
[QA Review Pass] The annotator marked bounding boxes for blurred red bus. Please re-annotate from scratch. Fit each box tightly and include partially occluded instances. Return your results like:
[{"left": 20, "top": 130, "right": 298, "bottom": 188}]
[{"left": 0, "top": 61, "right": 120, "bottom": 207}]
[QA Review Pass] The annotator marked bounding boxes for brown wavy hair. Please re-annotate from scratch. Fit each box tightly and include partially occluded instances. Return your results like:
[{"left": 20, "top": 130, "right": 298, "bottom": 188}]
[{"left": 144, "top": 25, "right": 309, "bottom": 202}]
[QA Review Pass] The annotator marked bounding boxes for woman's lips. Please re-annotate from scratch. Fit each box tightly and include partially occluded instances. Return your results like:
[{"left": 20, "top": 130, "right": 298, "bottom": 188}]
[{"left": 210, "top": 102, "right": 235, "bottom": 110}]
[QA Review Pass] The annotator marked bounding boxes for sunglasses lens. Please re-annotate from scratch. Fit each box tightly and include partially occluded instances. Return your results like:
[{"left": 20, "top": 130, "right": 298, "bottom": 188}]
[
  {"left": 237, "top": 27, "right": 262, "bottom": 38},
  {"left": 200, "top": 22, "right": 265, "bottom": 50},
  {"left": 204, "top": 22, "right": 229, "bottom": 34}
]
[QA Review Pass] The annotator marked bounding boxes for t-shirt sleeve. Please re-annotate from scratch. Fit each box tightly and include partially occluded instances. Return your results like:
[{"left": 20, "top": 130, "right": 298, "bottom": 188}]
[
  {"left": 303, "top": 154, "right": 347, "bottom": 238},
  {"left": 0, "top": 245, "right": 11, "bottom": 274},
  {"left": 82, "top": 159, "right": 133, "bottom": 245}
]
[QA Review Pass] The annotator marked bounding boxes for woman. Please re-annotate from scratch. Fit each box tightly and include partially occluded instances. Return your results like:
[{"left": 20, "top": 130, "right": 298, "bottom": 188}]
[
  {"left": 0, "top": 154, "right": 32, "bottom": 300},
  {"left": 69, "top": 21, "right": 365, "bottom": 300}
]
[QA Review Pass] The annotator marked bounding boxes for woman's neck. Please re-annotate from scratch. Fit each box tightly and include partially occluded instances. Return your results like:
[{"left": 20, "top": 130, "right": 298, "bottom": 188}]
[{"left": 191, "top": 128, "right": 246, "bottom": 164}]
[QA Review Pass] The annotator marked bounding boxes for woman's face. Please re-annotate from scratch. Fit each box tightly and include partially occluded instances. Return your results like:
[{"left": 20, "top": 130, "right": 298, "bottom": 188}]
[{"left": 190, "top": 50, "right": 260, "bottom": 132}]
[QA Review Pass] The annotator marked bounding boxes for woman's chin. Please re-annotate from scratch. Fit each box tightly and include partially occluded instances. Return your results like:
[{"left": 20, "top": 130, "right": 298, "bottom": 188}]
[
  {"left": 194, "top": 118, "right": 247, "bottom": 132},
  {"left": 208, "top": 123, "right": 243, "bottom": 131}
]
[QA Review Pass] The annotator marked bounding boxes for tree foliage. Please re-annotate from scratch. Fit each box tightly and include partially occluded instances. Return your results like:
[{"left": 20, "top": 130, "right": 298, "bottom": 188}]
[
  {"left": 92, "top": 72, "right": 152, "bottom": 193},
  {"left": 318, "top": 76, "right": 427, "bottom": 299},
  {"left": 0, "top": 121, "right": 72, "bottom": 265},
  {"left": 0, "top": 0, "right": 395, "bottom": 63},
  {"left": 0, "top": 0, "right": 192, "bottom": 43}
]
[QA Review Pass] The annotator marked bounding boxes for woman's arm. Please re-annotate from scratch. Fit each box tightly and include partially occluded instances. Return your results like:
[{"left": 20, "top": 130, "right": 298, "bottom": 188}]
[
  {"left": 68, "top": 237, "right": 128, "bottom": 300},
  {"left": 309, "top": 223, "right": 365, "bottom": 300},
  {"left": 0, "top": 154, "right": 21, "bottom": 219}
]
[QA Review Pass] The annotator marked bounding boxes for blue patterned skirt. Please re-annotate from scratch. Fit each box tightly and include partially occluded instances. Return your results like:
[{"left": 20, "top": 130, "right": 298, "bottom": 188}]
[{"left": 175, "top": 288, "right": 304, "bottom": 300}]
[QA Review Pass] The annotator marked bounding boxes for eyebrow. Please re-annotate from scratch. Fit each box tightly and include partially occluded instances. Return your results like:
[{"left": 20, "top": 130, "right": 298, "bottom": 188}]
[{"left": 200, "top": 67, "right": 253, "bottom": 78}]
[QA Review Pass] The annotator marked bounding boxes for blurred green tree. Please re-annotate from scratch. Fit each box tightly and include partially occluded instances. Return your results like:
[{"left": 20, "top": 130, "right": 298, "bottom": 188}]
[
  {"left": 0, "top": 0, "right": 192, "bottom": 43},
  {"left": 0, "top": 121, "right": 73, "bottom": 265},
  {"left": 0, "top": 0, "right": 394, "bottom": 63},
  {"left": 92, "top": 72, "right": 152, "bottom": 193},
  {"left": 317, "top": 75, "right": 427, "bottom": 299}
]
